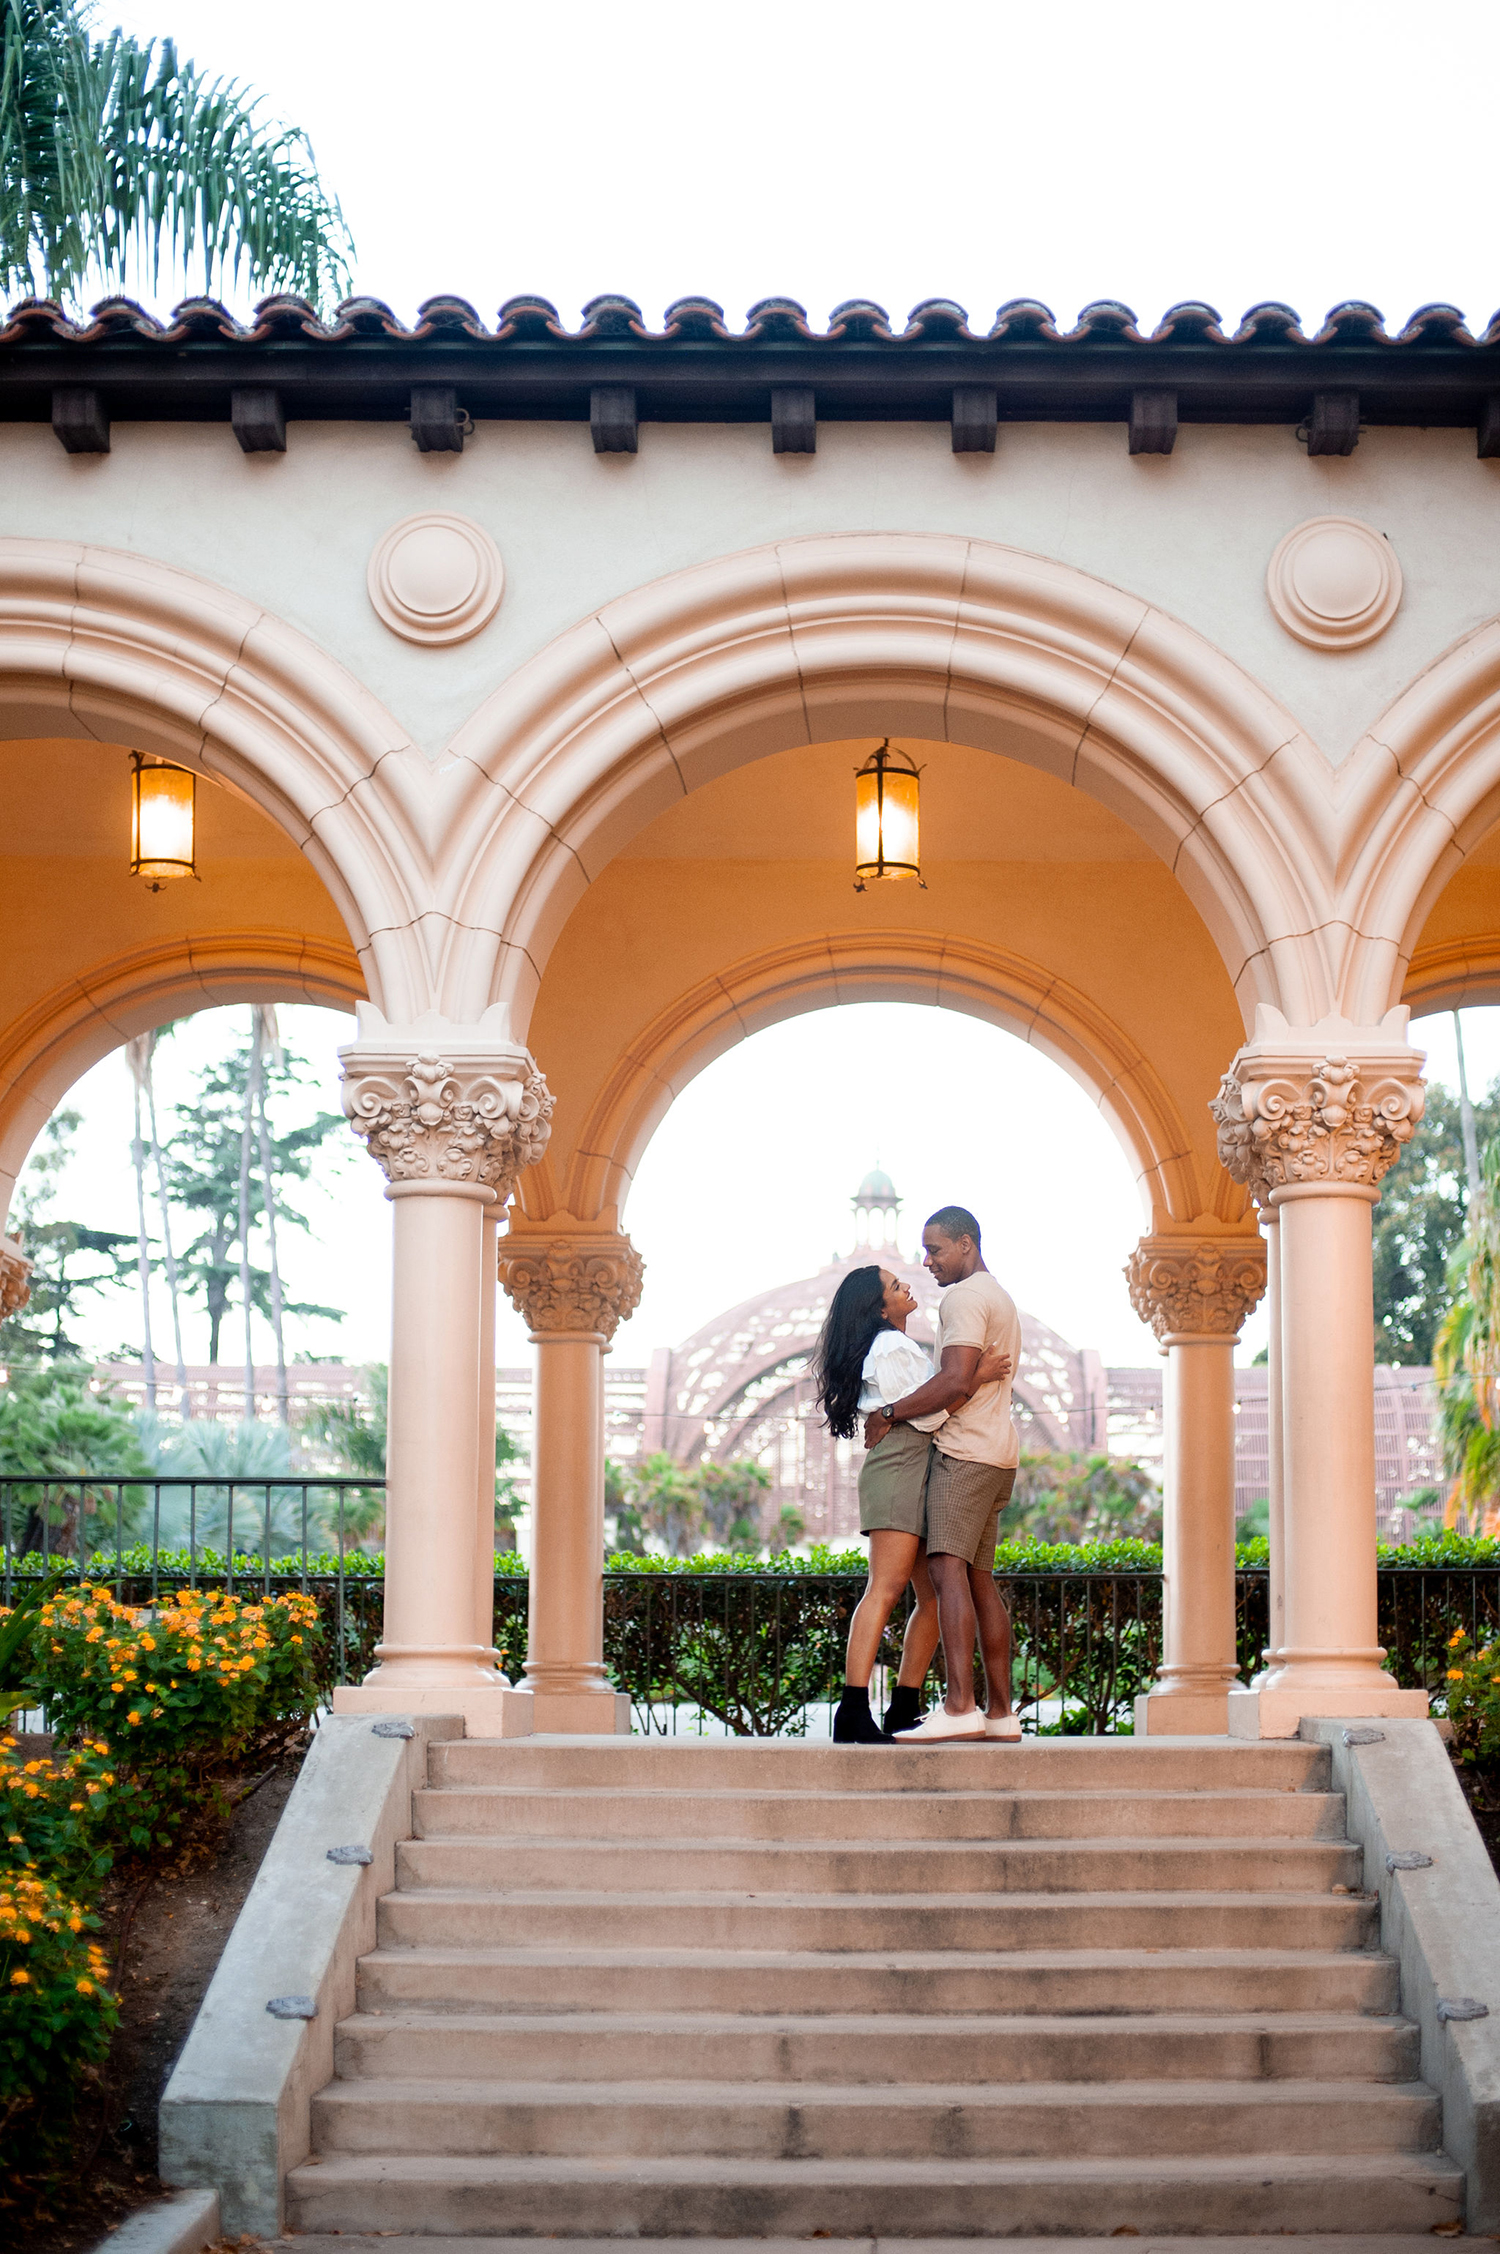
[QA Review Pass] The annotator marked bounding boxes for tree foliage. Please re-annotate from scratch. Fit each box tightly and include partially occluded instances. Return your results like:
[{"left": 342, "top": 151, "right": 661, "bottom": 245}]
[
  {"left": 1002, "top": 1449, "right": 1162, "bottom": 1544},
  {"left": 606, "top": 1453, "right": 775, "bottom": 1558},
  {"left": 162, "top": 1033, "right": 344, "bottom": 1363},
  {"left": 1, "top": 0, "right": 352, "bottom": 303},
  {"left": 1374, "top": 1080, "right": 1500, "bottom": 1364},
  {"left": 0, "top": 1112, "right": 137, "bottom": 1364}
]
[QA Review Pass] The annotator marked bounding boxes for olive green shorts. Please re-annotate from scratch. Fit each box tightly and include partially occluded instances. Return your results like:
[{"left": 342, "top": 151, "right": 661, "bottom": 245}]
[
  {"left": 857, "top": 1423, "right": 934, "bottom": 1536},
  {"left": 924, "top": 1449, "right": 1017, "bottom": 1566}
]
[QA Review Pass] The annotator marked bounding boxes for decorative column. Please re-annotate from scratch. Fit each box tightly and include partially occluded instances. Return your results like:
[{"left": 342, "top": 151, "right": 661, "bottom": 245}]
[
  {"left": 498, "top": 1219, "right": 644, "bottom": 1735},
  {"left": 331, "top": 1014, "right": 553, "bottom": 1735},
  {"left": 0, "top": 1236, "right": 31, "bottom": 1320},
  {"left": 1213, "top": 1006, "right": 1431, "bottom": 1736},
  {"left": 1126, "top": 1233, "right": 1266, "bottom": 1735},
  {"left": 476, "top": 1202, "right": 501, "bottom": 1664},
  {"left": 1258, "top": 1202, "right": 1286, "bottom": 1680}
]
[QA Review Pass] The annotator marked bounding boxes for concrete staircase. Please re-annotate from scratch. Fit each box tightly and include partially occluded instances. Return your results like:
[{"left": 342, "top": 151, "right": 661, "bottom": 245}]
[{"left": 284, "top": 1736, "right": 1465, "bottom": 2237}]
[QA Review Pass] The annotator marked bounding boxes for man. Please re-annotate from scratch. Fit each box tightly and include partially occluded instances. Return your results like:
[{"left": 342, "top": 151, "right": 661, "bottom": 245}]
[{"left": 863, "top": 1205, "right": 1021, "bottom": 1743}]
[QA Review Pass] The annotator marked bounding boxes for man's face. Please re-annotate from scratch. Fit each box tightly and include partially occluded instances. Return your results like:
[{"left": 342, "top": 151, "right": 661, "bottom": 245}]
[{"left": 922, "top": 1226, "right": 973, "bottom": 1285}]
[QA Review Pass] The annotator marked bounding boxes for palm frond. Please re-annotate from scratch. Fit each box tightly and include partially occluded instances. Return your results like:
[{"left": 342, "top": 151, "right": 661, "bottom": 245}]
[
  {"left": 0, "top": 4, "right": 352, "bottom": 306},
  {"left": 89, "top": 32, "right": 352, "bottom": 303}
]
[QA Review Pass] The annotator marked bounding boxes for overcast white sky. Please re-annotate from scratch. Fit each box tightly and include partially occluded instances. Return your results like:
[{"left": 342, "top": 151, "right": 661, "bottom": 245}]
[
  {"left": 95, "top": 0, "right": 1500, "bottom": 343},
  {"left": 17, "top": 0, "right": 1500, "bottom": 1378}
]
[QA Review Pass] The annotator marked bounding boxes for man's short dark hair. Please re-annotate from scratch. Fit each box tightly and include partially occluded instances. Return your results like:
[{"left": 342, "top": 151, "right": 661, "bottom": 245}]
[{"left": 925, "top": 1205, "right": 981, "bottom": 1248}]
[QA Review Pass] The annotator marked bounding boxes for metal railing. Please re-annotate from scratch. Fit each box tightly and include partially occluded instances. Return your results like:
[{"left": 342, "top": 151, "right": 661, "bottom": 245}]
[{"left": 4, "top": 1480, "right": 1497, "bottom": 1732}]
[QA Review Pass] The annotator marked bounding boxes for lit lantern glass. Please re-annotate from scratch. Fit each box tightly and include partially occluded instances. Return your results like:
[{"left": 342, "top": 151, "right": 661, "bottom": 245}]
[
  {"left": 130, "top": 755, "right": 196, "bottom": 890},
  {"left": 853, "top": 740, "right": 923, "bottom": 890}
]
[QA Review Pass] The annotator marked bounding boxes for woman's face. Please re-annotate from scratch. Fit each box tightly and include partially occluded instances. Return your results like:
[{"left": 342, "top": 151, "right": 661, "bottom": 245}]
[{"left": 880, "top": 1269, "right": 917, "bottom": 1323}]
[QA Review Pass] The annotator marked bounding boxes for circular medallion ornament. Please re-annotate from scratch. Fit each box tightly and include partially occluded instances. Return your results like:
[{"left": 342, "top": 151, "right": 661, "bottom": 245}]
[
  {"left": 367, "top": 512, "right": 503, "bottom": 645},
  {"left": 1265, "top": 515, "right": 1402, "bottom": 650}
]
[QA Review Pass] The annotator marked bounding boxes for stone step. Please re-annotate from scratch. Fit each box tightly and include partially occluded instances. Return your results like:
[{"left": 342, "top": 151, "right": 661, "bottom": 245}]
[
  {"left": 357, "top": 1942, "right": 1401, "bottom": 2017},
  {"left": 430, "top": 1738, "right": 1330, "bottom": 1794},
  {"left": 375, "top": 1886, "right": 1379, "bottom": 1954},
  {"left": 334, "top": 2006, "right": 1420, "bottom": 2085},
  {"left": 263, "top": 2238, "right": 1478, "bottom": 2254},
  {"left": 309, "top": 2076, "right": 1442, "bottom": 2161},
  {"left": 395, "top": 1834, "right": 1362, "bottom": 1896},
  {"left": 412, "top": 1783, "right": 1350, "bottom": 1842},
  {"left": 282, "top": 2148, "right": 1465, "bottom": 2239}
]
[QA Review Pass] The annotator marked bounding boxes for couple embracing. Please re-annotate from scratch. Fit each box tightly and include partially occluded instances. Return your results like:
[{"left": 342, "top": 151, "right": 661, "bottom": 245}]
[{"left": 814, "top": 1205, "right": 1022, "bottom": 1745}]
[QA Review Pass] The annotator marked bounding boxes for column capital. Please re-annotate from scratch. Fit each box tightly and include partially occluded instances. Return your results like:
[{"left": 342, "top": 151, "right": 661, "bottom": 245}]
[
  {"left": 497, "top": 1221, "right": 644, "bottom": 1343},
  {"left": 339, "top": 1008, "right": 553, "bottom": 1198},
  {"left": 1125, "top": 1234, "right": 1266, "bottom": 1343},
  {"left": 1210, "top": 1006, "right": 1425, "bottom": 1203},
  {"left": 0, "top": 1235, "right": 31, "bottom": 1318}
]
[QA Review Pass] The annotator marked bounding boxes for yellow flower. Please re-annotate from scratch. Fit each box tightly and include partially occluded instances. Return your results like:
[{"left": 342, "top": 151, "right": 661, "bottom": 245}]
[
  {"left": 68, "top": 1801, "right": 84, "bottom": 1813},
  {"left": 1449, "top": 1629, "right": 1468, "bottom": 1648},
  {"left": 76, "top": 1978, "right": 93, "bottom": 1994},
  {"left": 10, "top": 1968, "right": 28, "bottom": 1985},
  {"left": 1447, "top": 1668, "right": 1465, "bottom": 1682}
]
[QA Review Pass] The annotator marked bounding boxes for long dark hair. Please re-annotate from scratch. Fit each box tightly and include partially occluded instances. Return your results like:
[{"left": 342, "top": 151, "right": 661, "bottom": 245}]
[{"left": 813, "top": 1264, "right": 889, "bottom": 1440}]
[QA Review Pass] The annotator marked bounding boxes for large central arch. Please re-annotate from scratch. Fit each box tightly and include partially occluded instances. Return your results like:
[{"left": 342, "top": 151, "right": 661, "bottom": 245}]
[
  {"left": 521, "top": 928, "right": 1223, "bottom": 1230},
  {"left": 438, "top": 531, "right": 1339, "bottom": 1038}
]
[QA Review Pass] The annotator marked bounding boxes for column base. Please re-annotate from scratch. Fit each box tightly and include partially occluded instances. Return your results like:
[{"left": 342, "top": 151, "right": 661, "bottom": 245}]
[
  {"left": 1227, "top": 1682, "right": 1430, "bottom": 1739},
  {"left": 331, "top": 1680, "right": 526, "bottom": 1736},
  {"left": 499, "top": 1687, "right": 633, "bottom": 1738},
  {"left": 1134, "top": 1688, "right": 1231, "bottom": 1735}
]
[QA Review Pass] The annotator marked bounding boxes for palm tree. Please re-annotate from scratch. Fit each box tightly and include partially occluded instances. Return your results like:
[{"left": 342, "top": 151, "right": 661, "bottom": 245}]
[
  {"left": 124, "top": 1033, "right": 157, "bottom": 1408},
  {"left": 252, "top": 1004, "right": 290, "bottom": 1423},
  {"left": 1, "top": 0, "right": 352, "bottom": 306}
]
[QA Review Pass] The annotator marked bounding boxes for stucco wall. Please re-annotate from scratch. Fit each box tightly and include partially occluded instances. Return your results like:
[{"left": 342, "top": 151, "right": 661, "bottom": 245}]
[{"left": 1, "top": 419, "right": 1495, "bottom": 766}]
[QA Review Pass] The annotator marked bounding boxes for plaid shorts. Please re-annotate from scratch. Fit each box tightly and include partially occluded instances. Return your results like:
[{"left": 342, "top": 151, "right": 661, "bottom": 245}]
[{"left": 924, "top": 1450, "right": 1016, "bottom": 1566}]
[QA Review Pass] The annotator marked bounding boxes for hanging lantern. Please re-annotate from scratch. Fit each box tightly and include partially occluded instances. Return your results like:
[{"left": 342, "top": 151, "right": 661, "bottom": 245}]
[
  {"left": 853, "top": 739, "right": 924, "bottom": 890},
  {"left": 130, "top": 755, "right": 196, "bottom": 890}
]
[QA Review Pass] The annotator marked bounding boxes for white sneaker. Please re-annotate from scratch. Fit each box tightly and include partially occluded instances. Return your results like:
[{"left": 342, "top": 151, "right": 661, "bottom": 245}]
[
  {"left": 893, "top": 1706, "right": 988, "bottom": 1742},
  {"left": 984, "top": 1714, "right": 1023, "bottom": 1742}
]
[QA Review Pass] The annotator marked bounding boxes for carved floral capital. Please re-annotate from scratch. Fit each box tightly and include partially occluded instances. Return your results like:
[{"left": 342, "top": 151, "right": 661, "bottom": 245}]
[
  {"left": 341, "top": 1040, "right": 553, "bottom": 1198},
  {"left": 1125, "top": 1235, "right": 1266, "bottom": 1342},
  {"left": 0, "top": 1235, "right": 31, "bottom": 1319},
  {"left": 497, "top": 1229, "right": 645, "bottom": 1341},
  {"left": 1211, "top": 1037, "right": 1425, "bottom": 1201}
]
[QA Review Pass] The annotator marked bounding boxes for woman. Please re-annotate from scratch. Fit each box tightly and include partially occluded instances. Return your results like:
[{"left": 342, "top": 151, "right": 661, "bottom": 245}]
[{"left": 814, "top": 1265, "right": 1010, "bottom": 1744}]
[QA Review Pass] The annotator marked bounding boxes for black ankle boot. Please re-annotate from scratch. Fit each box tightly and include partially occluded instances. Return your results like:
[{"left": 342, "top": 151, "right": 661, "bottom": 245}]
[
  {"left": 833, "top": 1683, "right": 887, "bottom": 1744},
  {"left": 882, "top": 1683, "right": 924, "bottom": 1738}
]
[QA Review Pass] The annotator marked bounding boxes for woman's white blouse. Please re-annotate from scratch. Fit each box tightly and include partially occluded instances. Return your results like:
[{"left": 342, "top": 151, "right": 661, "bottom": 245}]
[{"left": 856, "top": 1329, "right": 947, "bottom": 1432}]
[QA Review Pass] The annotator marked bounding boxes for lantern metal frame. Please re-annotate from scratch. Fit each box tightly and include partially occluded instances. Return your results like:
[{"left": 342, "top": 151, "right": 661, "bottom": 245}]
[
  {"left": 853, "top": 738, "right": 925, "bottom": 891},
  {"left": 129, "top": 752, "right": 198, "bottom": 891}
]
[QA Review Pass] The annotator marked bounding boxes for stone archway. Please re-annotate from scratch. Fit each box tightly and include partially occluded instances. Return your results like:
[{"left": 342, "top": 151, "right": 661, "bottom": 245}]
[{"left": 518, "top": 928, "right": 1229, "bottom": 1232}]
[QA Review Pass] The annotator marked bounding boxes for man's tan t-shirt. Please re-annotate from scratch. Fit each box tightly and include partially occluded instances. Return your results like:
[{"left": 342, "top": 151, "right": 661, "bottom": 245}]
[{"left": 933, "top": 1269, "right": 1022, "bottom": 1469}]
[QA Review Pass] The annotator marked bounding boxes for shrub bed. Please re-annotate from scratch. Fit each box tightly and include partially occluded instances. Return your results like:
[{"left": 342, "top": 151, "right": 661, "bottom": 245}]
[{"left": 0, "top": 1584, "right": 323, "bottom": 2170}]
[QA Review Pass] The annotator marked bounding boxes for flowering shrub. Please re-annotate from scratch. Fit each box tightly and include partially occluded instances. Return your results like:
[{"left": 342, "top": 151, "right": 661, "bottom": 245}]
[
  {"left": 0, "top": 1734, "right": 123, "bottom": 1887},
  {"left": 29, "top": 1585, "right": 322, "bottom": 1763},
  {"left": 0, "top": 1868, "right": 117, "bottom": 2150},
  {"left": 1442, "top": 1626, "right": 1500, "bottom": 1770}
]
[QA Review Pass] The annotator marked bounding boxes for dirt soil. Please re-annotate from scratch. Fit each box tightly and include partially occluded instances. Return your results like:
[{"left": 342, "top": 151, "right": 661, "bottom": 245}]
[
  {"left": 4, "top": 1736, "right": 306, "bottom": 2254},
  {"left": 1452, "top": 1753, "right": 1500, "bottom": 1882}
]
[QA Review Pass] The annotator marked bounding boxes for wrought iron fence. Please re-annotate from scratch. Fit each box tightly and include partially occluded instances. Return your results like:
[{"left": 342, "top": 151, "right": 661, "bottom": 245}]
[{"left": 4, "top": 1478, "right": 1498, "bottom": 1734}]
